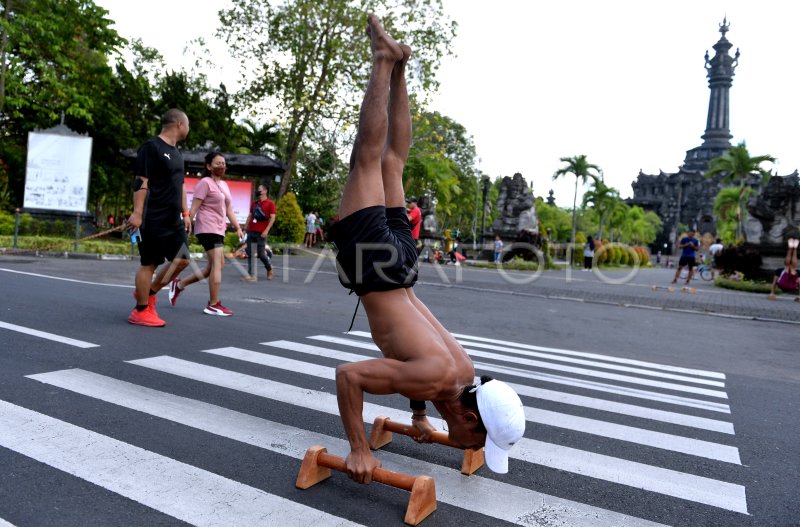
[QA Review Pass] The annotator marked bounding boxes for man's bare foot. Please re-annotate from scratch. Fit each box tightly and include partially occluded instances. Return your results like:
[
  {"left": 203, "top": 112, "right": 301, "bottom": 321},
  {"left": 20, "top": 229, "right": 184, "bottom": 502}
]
[
  {"left": 399, "top": 43, "right": 412, "bottom": 64},
  {"left": 367, "top": 14, "right": 403, "bottom": 62},
  {"left": 768, "top": 293, "right": 777, "bottom": 301}
]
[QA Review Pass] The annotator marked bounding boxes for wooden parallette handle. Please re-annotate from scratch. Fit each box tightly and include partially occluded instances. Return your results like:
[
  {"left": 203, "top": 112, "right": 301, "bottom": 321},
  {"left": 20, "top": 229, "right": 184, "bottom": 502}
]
[
  {"left": 369, "top": 416, "right": 485, "bottom": 476},
  {"left": 296, "top": 445, "right": 437, "bottom": 526}
]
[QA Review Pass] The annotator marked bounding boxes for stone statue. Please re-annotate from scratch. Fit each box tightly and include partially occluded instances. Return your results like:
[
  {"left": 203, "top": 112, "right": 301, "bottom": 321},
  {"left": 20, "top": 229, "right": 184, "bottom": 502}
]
[
  {"left": 745, "top": 172, "right": 800, "bottom": 250},
  {"left": 491, "top": 173, "right": 538, "bottom": 239},
  {"left": 417, "top": 193, "right": 439, "bottom": 239}
]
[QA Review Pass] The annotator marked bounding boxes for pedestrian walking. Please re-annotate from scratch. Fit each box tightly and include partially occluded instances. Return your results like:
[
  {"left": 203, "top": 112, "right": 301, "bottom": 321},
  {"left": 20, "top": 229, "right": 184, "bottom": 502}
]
[
  {"left": 671, "top": 230, "right": 700, "bottom": 285},
  {"left": 241, "top": 184, "right": 276, "bottom": 282},
  {"left": 168, "top": 151, "right": 243, "bottom": 316},
  {"left": 493, "top": 235, "right": 504, "bottom": 264},
  {"left": 583, "top": 236, "right": 595, "bottom": 271},
  {"left": 127, "top": 109, "right": 192, "bottom": 327}
]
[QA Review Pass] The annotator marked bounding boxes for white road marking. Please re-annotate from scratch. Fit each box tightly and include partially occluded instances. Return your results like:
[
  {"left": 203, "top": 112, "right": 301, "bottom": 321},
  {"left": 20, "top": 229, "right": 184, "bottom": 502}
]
[
  {"left": 448, "top": 332, "right": 726, "bottom": 379},
  {"left": 0, "top": 268, "right": 131, "bottom": 288},
  {"left": 0, "top": 321, "right": 98, "bottom": 348},
  {"left": 26, "top": 369, "right": 668, "bottom": 527},
  {"left": 309, "top": 334, "right": 729, "bottom": 399},
  {"left": 0, "top": 399, "right": 361, "bottom": 527},
  {"left": 215, "top": 345, "right": 739, "bottom": 463},
  {"left": 117, "top": 356, "right": 747, "bottom": 513},
  {"left": 346, "top": 330, "right": 726, "bottom": 383},
  {"left": 266, "top": 339, "right": 731, "bottom": 414}
]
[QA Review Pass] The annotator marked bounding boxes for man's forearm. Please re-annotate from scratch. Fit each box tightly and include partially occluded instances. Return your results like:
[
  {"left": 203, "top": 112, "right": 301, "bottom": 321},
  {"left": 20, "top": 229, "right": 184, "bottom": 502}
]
[{"left": 335, "top": 366, "right": 370, "bottom": 452}]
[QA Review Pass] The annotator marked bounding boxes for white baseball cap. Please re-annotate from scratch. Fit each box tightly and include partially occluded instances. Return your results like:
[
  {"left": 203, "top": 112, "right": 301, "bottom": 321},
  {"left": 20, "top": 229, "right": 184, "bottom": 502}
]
[{"left": 474, "top": 378, "right": 526, "bottom": 473}]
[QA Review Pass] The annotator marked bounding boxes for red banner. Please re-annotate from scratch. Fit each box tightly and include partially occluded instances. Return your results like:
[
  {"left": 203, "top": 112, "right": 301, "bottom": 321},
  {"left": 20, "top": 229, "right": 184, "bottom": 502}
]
[{"left": 184, "top": 176, "right": 254, "bottom": 226}]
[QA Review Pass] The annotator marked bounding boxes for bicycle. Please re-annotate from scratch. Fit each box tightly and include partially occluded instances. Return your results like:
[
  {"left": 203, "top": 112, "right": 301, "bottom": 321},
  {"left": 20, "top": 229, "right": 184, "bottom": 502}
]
[{"left": 680, "top": 262, "right": 713, "bottom": 281}]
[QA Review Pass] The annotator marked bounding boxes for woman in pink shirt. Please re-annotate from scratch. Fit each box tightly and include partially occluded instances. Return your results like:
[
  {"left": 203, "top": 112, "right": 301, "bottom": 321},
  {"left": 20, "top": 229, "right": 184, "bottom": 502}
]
[{"left": 168, "top": 151, "right": 243, "bottom": 316}]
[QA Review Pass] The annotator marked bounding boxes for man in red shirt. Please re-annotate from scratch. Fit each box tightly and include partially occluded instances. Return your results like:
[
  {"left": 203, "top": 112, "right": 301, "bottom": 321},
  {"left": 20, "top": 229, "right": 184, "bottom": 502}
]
[
  {"left": 406, "top": 196, "right": 422, "bottom": 253},
  {"left": 241, "top": 184, "right": 277, "bottom": 281}
]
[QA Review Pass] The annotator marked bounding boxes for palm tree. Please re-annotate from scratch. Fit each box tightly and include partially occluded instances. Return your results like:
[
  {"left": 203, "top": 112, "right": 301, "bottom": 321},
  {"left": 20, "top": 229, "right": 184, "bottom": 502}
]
[
  {"left": 582, "top": 178, "right": 620, "bottom": 240},
  {"left": 713, "top": 186, "right": 745, "bottom": 244},
  {"left": 705, "top": 141, "right": 774, "bottom": 241},
  {"left": 553, "top": 155, "right": 602, "bottom": 263}
]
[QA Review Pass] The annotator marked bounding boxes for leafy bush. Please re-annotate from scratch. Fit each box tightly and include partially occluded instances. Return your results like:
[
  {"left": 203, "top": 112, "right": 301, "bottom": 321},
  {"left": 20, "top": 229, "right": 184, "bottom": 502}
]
[
  {"left": 0, "top": 210, "right": 33, "bottom": 235},
  {"left": 274, "top": 192, "right": 305, "bottom": 244},
  {"left": 715, "top": 275, "right": 772, "bottom": 293},
  {"left": 714, "top": 246, "right": 764, "bottom": 280}
]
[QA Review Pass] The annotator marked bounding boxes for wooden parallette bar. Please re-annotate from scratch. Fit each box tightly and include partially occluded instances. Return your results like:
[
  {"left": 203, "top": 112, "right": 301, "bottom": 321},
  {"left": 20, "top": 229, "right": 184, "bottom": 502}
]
[
  {"left": 295, "top": 445, "right": 437, "bottom": 526},
  {"left": 368, "top": 416, "right": 485, "bottom": 475}
]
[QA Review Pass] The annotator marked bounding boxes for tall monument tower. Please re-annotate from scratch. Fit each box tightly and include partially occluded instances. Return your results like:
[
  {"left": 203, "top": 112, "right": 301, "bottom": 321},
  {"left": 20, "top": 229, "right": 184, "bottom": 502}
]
[
  {"left": 683, "top": 17, "right": 740, "bottom": 172},
  {"left": 629, "top": 19, "right": 742, "bottom": 251}
]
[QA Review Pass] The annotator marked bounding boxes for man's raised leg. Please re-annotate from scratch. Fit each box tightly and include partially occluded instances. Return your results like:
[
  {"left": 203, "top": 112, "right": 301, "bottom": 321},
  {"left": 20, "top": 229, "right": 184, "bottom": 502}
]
[
  {"left": 339, "top": 15, "right": 403, "bottom": 220},
  {"left": 381, "top": 44, "right": 412, "bottom": 209}
]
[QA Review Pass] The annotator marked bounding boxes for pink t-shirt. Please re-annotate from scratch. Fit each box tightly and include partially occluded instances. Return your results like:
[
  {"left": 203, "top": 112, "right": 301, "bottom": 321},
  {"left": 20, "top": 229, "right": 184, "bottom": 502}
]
[
  {"left": 776, "top": 270, "right": 799, "bottom": 292},
  {"left": 192, "top": 177, "right": 232, "bottom": 236}
]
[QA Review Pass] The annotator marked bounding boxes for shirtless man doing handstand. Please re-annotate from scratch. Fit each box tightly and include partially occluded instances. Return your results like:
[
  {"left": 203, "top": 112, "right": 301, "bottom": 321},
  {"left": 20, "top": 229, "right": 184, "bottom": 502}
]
[{"left": 328, "top": 15, "right": 525, "bottom": 485}]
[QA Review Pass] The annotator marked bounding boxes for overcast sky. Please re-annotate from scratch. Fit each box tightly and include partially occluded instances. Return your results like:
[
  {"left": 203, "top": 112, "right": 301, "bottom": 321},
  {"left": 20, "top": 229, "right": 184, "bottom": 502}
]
[{"left": 95, "top": 0, "right": 800, "bottom": 207}]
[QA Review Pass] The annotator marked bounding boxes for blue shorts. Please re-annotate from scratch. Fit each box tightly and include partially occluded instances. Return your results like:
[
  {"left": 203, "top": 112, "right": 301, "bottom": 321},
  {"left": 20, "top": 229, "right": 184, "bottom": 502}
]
[{"left": 328, "top": 206, "right": 418, "bottom": 296}]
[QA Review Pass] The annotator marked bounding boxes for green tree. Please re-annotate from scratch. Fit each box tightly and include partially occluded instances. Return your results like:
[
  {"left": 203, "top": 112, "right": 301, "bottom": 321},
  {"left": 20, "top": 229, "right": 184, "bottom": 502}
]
[
  {"left": 403, "top": 109, "right": 477, "bottom": 230},
  {"left": 216, "top": 0, "right": 456, "bottom": 198},
  {"left": 581, "top": 178, "right": 619, "bottom": 240},
  {"left": 273, "top": 191, "right": 305, "bottom": 243},
  {"left": 553, "top": 155, "right": 602, "bottom": 259},
  {"left": 536, "top": 197, "right": 572, "bottom": 242},
  {"left": 0, "top": 0, "right": 125, "bottom": 206},
  {"left": 712, "top": 186, "right": 744, "bottom": 244},
  {"left": 705, "top": 141, "right": 774, "bottom": 241},
  {"left": 291, "top": 140, "right": 346, "bottom": 220}
]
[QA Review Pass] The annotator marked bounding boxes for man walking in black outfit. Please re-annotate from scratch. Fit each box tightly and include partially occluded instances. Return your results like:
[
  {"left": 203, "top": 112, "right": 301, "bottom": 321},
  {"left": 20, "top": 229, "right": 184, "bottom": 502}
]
[{"left": 127, "top": 109, "right": 192, "bottom": 327}]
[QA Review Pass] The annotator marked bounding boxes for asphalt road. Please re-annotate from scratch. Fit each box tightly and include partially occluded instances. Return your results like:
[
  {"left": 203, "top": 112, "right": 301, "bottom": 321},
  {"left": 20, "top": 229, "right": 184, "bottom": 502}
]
[{"left": 0, "top": 252, "right": 797, "bottom": 526}]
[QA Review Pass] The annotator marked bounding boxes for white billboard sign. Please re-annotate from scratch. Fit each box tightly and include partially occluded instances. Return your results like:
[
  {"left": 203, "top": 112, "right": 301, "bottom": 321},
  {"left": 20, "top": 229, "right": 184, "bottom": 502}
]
[{"left": 23, "top": 130, "right": 93, "bottom": 212}]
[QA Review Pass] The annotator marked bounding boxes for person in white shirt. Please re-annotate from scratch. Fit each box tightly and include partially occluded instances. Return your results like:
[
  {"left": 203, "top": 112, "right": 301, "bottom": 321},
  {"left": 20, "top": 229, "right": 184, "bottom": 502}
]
[
  {"left": 708, "top": 238, "right": 724, "bottom": 279},
  {"left": 304, "top": 211, "right": 317, "bottom": 248}
]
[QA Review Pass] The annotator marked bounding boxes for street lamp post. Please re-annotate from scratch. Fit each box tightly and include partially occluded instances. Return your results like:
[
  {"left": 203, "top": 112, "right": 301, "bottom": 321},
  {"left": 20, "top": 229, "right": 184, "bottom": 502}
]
[
  {"left": 472, "top": 171, "right": 481, "bottom": 250},
  {"left": 480, "top": 176, "right": 491, "bottom": 240}
]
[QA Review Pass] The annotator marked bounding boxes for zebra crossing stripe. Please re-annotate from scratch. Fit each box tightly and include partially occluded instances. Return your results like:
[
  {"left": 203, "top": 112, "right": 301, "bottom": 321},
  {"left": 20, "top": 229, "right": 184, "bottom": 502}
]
[
  {"left": 0, "top": 321, "right": 98, "bottom": 349},
  {"left": 474, "top": 361, "right": 730, "bottom": 414},
  {"left": 309, "top": 335, "right": 729, "bottom": 398},
  {"left": 329, "top": 332, "right": 726, "bottom": 387},
  {"left": 447, "top": 332, "right": 726, "bottom": 379},
  {"left": 266, "top": 340, "right": 731, "bottom": 414},
  {"left": 455, "top": 340, "right": 725, "bottom": 386},
  {"left": 117, "top": 356, "right": 746, "bottom": 513},
  {"left": 515, "top": 439, "right": 748, "bottom": 514},
  {"left": 0, "top": 399, "right": 363, "bottom": 527},
  {"left": 25, "top": 370, "right": 669, "bottom": 527},
  {"left": 213, "top": 346, "right": 739, "bottom": 463}
]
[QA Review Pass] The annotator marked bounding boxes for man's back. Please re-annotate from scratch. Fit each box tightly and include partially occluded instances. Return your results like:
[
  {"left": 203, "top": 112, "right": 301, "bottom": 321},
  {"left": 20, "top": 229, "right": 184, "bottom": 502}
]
[{"left": 360, "top": 288, "right": 474, "bottom": 400}]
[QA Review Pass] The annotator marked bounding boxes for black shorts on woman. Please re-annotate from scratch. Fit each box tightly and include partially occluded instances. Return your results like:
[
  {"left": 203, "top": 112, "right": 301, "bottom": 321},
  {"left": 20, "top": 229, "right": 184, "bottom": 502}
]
[{"left": 328, "top": 206, "right": 418, "bottom": 296}]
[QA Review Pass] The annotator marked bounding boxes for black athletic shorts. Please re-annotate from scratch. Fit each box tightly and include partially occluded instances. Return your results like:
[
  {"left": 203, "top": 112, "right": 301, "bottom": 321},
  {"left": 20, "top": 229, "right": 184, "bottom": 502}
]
[
  {"left": 678, "top": 256, "right": 696, "bottom": 268},
  {"left": 328, "top": 206, "right": 418, "bottom": 296},
  {"left": 196, "top": 233, "right": 225, "bottom": 252},
  {"left": 138, "top": 225, "right": 188, "bottom": 266}
]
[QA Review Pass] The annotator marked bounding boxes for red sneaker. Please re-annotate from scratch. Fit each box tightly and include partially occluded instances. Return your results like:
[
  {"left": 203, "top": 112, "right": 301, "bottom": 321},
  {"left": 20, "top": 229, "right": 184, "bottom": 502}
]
[
  {"left": 204, "top": 302, "right": 233, "bottom": 316},
  {"left": 128, "top": 305, "right": 166, "bottom": 327}
]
